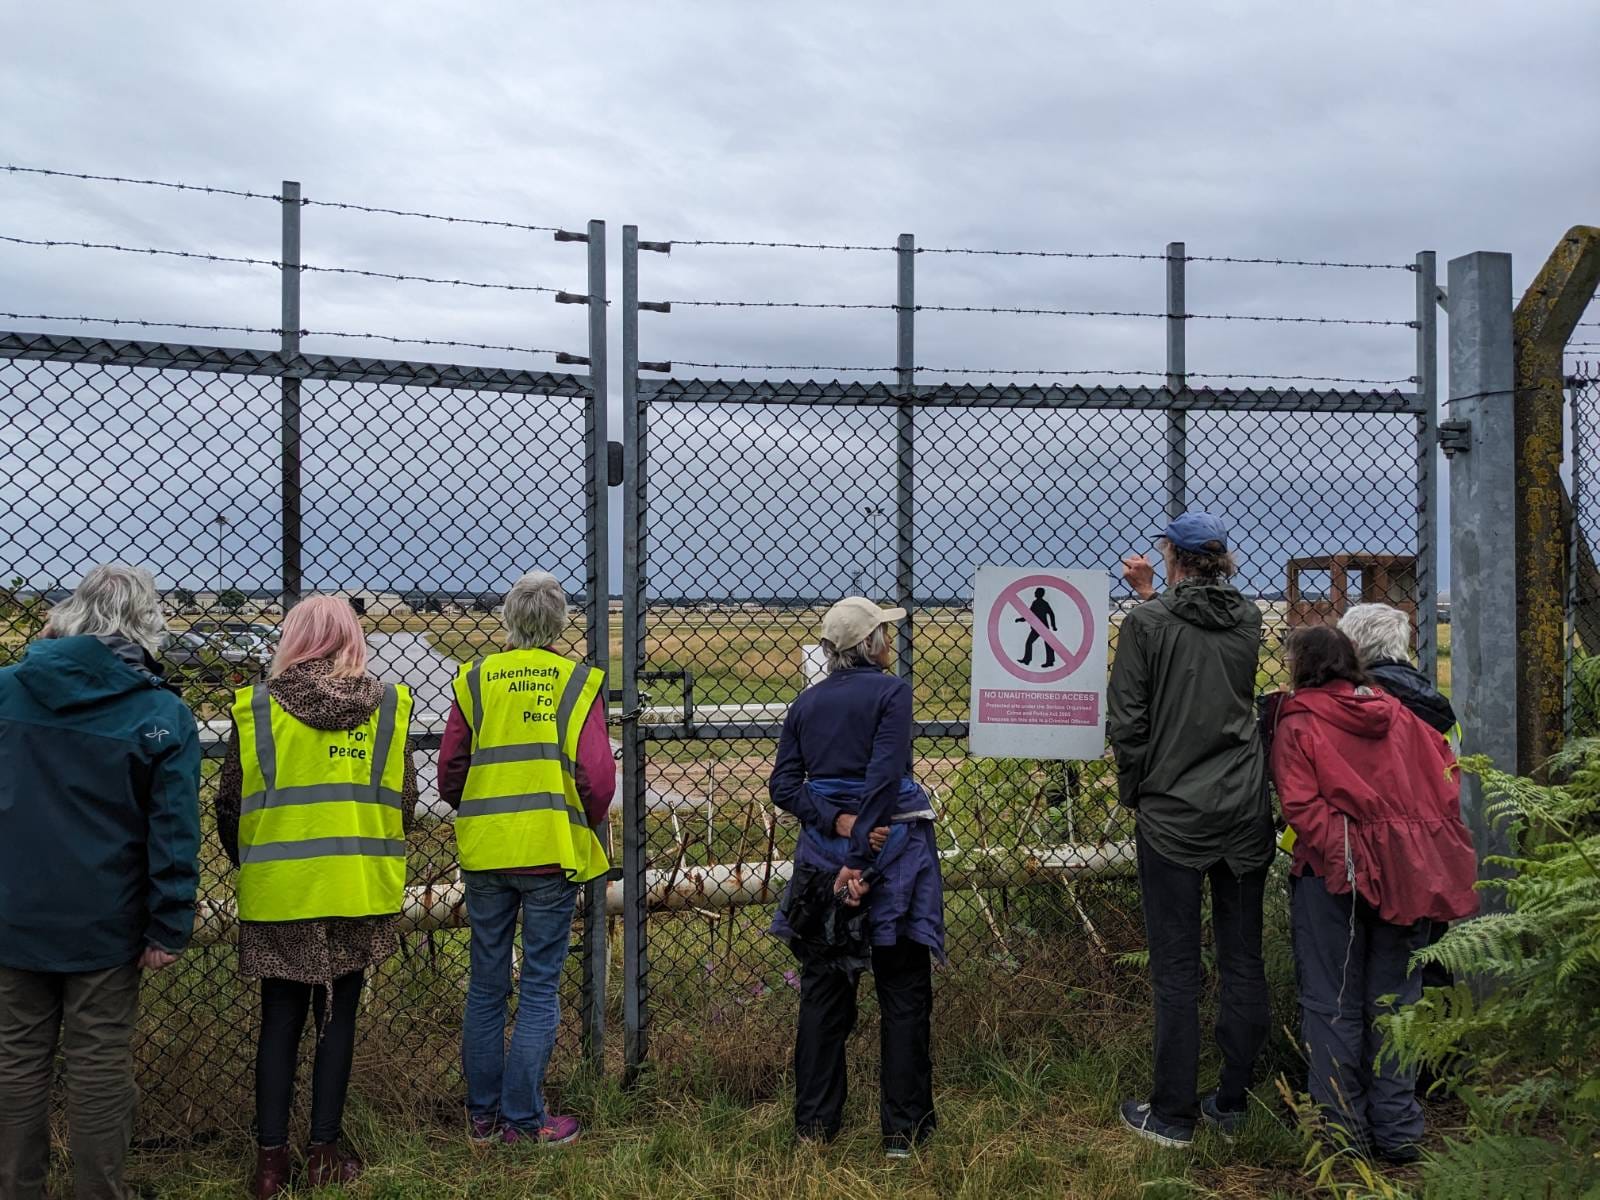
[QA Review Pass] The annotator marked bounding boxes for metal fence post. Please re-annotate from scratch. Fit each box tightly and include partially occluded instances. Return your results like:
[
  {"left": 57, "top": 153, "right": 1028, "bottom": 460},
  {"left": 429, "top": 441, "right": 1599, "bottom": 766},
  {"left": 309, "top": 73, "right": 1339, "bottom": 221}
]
[
  {"left": 620, "top": 224, "right": 648, "bottom": 1081},
  {"left": 1446, "top": 250, "right": 1517, "bottom": 880},
  {"left": 1414, "top": 251, "right": 1439, "bottom": 682},
  {"left": 580, "top": 218, "right": 609, "bottom": 1069},
  {"left": 1512, "top": 226, "right": 1600, "bottom": 774},
  {"left": 1165, "top": 241, "right": 1187, "bottom": 521},
  {"left": 279, "top": 181, "right": 303, "bottom": 609},
  {"left": 895, "top": 233, "right": 915, "bottom": 683}
]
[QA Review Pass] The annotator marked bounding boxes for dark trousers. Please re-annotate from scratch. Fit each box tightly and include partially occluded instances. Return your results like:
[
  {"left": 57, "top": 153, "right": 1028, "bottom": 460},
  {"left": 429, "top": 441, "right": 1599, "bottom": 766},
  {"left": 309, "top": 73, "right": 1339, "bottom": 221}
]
[
  {"left": 1136, "top": 833, "right": 1271, "bottom": 1126},
  {"left": 793, "top": 939, "right": 935, "bottom": 1143},
  {"left": 0, "top": 964, "right": 141, "bottom": 1200},
  {"left": 255, "top": 971, "right": 363, "bottom": 1148},
  {"left": 1291, "top": 873, "right": 1426, "bottom": 1152}
]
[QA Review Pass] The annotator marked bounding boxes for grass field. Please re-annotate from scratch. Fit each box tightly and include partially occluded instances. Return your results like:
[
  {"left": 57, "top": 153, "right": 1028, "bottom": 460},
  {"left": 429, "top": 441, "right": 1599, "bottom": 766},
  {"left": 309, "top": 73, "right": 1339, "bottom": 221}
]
[{"left": 106, "top": 861, "right": 1453, "bottom": 1199}]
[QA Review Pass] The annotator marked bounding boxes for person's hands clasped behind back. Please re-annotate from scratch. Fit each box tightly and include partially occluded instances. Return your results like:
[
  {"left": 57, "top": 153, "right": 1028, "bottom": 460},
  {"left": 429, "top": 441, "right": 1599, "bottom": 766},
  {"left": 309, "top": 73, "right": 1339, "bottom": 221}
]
[{"left": 138, "top": 947, "right": 178, "bottom": 972}]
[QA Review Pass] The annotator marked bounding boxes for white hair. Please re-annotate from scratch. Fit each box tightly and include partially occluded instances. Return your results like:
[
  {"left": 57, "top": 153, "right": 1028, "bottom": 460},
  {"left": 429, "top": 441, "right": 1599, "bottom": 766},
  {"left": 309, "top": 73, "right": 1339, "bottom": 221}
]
[
  {"left": 501, "top": 571, "right": 569, "bottom": 649},
  {"left": 822, "top": 624, "right": 890, "bottom": 673},
  {"left": 1337, "top": 603, "right": 1413, "bottom": 666},
  {"left": 47, "top": 563, "right": 167, "bottom": 657}
]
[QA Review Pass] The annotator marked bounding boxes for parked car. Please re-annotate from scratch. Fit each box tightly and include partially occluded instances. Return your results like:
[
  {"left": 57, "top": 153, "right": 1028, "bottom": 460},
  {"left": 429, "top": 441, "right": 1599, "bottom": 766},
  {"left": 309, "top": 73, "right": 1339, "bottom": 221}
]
[
  {"left": 159, "top": 629, "right": 271, "bottom": 684},
  {"left": 189, "top": 620, "right": 281, "bottom": 643}
]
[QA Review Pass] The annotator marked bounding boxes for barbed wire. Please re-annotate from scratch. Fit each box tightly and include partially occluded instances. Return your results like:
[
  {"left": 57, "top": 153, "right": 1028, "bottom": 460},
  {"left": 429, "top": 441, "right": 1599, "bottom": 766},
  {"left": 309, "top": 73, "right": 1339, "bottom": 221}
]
[
  {"left": 1, "top": 234, "right": 276, "bottom": 269},
  {"left": 3, "top": 164, "right": 280, "bottom": 202},
  {"left": 301, "top": 330, "right": 562, "bottom": 355},
  {"left": 0, "top": 235, "right": 562, "bottom": 293},
  {"left": 1185, "top": 255, "right": 1413, "bottom": 271},
  {"left": 659, "top": 297, "right": 1408, "bottom": 326},
  {"left": 4, "top": 164, "right": 563, "bottom": 232},
  {"left": 667, "top": 239, "right": 896, "bottom": 252},
  {"left": 662, "top": 237, "right": 1409, "bottom": 269},
  {"left": 659, "top": 358, "right": 1414, "bottom": 385},
  {"left": 669, "top": 360, "right": 895, "bottom": 372},
  {"left": 1, "top": 312, "right": 281, "bottom": 337},
  {"left": 0, "top": 313, "right": 562, "bottom": 356},
  {"left": 298, "top": 198, "right": 559, "bottom": 233},
  {"left": 920, "top": 247, "right": 1164, "bottom": 260}
]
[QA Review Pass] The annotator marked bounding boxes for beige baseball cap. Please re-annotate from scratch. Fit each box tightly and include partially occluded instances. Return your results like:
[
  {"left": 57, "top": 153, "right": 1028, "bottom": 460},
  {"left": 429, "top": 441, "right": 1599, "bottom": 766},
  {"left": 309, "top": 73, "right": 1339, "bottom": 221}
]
[{"left": 820, "top": 597, "right": 908, "bottom": 648}]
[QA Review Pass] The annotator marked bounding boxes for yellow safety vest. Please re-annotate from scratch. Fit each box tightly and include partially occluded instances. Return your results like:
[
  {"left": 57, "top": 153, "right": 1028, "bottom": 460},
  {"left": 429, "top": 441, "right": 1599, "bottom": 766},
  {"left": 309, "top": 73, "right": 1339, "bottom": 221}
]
[
  {"left": 233, "top": 682, "right": 412, "bottom": 922},
  {"left": 451, "top": 648, "right": 608, "bottom": 881}
]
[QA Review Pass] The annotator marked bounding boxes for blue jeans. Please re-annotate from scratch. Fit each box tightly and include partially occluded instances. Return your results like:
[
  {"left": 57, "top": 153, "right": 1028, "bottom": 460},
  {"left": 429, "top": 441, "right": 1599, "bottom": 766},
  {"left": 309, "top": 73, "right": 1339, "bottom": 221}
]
[{"left": 461, "top": 871, "right": 579, "bottom": 1130}]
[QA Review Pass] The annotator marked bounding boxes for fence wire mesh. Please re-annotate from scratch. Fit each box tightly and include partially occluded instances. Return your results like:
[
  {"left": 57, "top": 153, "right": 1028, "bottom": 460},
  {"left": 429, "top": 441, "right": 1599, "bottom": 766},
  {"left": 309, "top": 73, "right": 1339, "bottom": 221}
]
[
  {"left": 625, "top": 386, "right": 1429, "bottom": 1080},
  {"left": 1569, "top": 361, "right": 1600, "bottom": 734},
  {"left": 0, "top": 343, "right": 603, "bottom": 1142}
]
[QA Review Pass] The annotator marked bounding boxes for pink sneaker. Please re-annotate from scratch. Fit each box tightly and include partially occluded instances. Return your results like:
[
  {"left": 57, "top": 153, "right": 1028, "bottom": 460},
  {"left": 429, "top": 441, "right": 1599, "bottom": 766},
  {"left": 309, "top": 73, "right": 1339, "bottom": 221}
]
[{"left": 503, "top": 1114, "right": 580, "bottom": 1147}]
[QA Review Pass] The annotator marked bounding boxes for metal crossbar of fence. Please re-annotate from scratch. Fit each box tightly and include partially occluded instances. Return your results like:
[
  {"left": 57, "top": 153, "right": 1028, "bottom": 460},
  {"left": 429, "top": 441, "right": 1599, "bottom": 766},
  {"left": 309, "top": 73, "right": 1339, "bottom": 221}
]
[{"left": 616, "top": 228, "right": 1439, "bottom": 1079}]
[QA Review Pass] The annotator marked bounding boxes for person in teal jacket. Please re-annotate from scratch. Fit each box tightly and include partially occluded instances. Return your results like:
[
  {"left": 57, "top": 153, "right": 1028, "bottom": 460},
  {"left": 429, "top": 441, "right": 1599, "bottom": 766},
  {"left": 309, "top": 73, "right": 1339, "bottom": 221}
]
[{"left": 0, "top": 563, "right": 201, "bottom": 1200}]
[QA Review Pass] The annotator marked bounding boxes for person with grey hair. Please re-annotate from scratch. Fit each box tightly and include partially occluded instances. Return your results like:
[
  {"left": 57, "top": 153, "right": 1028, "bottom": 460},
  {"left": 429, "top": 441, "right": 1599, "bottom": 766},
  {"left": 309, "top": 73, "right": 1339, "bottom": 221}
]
[
  {"left": 437, "top": 571, "right": 615, "bottom": 1148},
  {"left": 1336, "top": 604, "right": 1456, "bottom": 735},
  {"left": 769, "top": 597, "right": 945, "bottom": 1159},
  {"left": 0, "top": 564, "right": 201, "bottom": 1200}
]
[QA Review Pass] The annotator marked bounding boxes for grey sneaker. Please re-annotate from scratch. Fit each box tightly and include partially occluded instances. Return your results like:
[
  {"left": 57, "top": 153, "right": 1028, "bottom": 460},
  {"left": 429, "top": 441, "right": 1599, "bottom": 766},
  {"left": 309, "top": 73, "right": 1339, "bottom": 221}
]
[
  {"left": 1119, "top": 1100, "right": 1195, "bottom": 1149},
  {"left": 1199, "top": 1091, "right": 1247, "bottom": 1140}
]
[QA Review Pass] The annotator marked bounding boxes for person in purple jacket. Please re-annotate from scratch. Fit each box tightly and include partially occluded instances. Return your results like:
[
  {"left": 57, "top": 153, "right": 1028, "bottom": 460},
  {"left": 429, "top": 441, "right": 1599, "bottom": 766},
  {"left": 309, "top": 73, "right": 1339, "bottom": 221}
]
[{"left": 769, "top": 597, "right": 945, "bottom": 1160}]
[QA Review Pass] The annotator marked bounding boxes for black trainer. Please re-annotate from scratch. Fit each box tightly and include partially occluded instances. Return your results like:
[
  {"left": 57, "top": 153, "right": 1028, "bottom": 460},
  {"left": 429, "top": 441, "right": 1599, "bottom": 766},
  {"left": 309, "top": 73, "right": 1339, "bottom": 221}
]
[
  {"left": 1199, "top": 1091, "right": 1248, "bottom": 1140},
  {"left": 1119, "top": 1100, "right": 1195, "bottom": 1149}
]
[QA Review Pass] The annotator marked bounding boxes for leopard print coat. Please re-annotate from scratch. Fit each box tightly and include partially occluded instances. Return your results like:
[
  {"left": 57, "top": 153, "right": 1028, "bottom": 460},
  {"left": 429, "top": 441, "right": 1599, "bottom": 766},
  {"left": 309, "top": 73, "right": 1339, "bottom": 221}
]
[{"left": 216, "top": 658, "right": 419, "bottom": 986}]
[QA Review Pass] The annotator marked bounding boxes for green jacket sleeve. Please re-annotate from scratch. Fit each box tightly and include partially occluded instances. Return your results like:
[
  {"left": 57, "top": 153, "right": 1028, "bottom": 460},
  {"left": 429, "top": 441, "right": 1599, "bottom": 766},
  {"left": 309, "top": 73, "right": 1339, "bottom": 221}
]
[
  {"left": 144, "top": 704, "right": 203, "bottom": 954},
  {"left": 1106, "top": 612, "right": 1151, "bottom": 809}
]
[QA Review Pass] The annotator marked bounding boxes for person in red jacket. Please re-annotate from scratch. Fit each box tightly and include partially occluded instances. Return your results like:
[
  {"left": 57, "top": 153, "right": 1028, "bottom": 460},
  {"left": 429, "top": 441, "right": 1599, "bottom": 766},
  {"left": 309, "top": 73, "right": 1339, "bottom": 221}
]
[{"left": 1270, "top": 625, "right": 1478, "bottom": 1164}]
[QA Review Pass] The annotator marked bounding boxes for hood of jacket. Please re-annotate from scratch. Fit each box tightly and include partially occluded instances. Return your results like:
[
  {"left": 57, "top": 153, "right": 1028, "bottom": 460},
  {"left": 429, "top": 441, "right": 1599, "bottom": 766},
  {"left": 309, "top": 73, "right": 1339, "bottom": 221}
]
[
  {"left": 1280, "top": 680, "right": 1396, "bottom": 739},
  {"left": 14, "top": 635, "right": 172, "bottom": 712},
  {"left": 1367, "top": 659, "right": 1457, "bottom": 734},
  {"left": 265, "top": 658, "right": 385, "bottom": 731},
  {"left": 1158, "top": 580, "right": 1256, "bottom": 631}
]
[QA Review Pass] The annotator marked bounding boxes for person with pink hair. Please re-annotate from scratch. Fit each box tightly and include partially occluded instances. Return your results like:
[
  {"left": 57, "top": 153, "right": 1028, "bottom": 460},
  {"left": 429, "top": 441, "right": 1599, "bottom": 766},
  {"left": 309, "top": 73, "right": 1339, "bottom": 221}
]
[{"left": 214, "top": 596, "right": 417, "bottom": 1197}]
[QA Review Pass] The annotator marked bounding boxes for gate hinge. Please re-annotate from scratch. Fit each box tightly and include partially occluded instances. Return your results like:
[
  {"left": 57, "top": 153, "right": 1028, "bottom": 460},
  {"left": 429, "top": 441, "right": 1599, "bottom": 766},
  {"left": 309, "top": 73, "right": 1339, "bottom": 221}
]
[{"left": 1438, "top": 420, "right": 1471, "bottom": 456}]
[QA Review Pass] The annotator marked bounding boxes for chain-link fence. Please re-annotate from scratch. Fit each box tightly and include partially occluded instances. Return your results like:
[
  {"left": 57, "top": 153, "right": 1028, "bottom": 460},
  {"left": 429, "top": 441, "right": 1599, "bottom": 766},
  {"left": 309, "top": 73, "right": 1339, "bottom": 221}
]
[
  {"left": 615, "top": 232, "right": 1439, "bottom": 1080},
  {"left": 1568, "top": 359, "right": 1600, "bottom": 734},
  {"left": 3, "top": 164, "right": 1447, "bottom": 1137},
  {"left": 0, "top": 167, "right": 611, "bottom": 1145}
]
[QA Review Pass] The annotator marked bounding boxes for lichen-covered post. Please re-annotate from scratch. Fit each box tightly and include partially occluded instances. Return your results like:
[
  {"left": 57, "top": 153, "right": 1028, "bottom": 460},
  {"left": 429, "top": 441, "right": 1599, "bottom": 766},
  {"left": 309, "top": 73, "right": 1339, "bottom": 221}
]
[{"left": 1514, "top": 226, "right": 1600, "bottom": 775}]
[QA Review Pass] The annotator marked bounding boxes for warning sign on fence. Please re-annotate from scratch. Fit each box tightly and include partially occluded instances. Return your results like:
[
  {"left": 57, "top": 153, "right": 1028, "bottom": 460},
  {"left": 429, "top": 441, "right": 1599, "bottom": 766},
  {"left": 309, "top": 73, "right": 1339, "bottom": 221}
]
[{"left": 969, "top": 565, "right": 1108, "bottom": 759}]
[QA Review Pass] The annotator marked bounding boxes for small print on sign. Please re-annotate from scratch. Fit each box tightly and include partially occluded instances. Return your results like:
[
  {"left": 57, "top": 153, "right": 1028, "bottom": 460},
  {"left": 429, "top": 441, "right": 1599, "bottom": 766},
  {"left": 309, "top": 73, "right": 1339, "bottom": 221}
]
[{"left": 969, "top": 566, "right": 1109, "bottom": 759}]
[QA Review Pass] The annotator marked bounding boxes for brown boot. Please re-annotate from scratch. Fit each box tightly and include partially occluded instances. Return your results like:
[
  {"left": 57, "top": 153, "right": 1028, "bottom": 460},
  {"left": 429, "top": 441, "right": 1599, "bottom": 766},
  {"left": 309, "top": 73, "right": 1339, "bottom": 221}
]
[
  {"left": 304, "top": 1140, "right": 363, "bottom": 1188},
  {"left": 251, "top": 1145, "right": 292, "bottom": 1199}
]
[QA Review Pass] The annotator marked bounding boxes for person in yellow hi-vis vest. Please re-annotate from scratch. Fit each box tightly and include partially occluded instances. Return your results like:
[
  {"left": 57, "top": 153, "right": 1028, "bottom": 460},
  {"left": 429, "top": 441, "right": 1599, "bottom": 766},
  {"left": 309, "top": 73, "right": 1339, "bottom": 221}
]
[
  {"left": 438, "top": 571, "right": 615, "bottom": 1148},
  {"left": 215, "top": 596, "right": 417, "bottom": 1198}
]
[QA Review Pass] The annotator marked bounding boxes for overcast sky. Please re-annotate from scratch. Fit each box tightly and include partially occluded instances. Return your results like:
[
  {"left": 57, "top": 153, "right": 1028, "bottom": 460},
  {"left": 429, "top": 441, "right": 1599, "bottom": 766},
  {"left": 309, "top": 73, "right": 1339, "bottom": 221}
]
[{"left": 3, "top": 0, "right": 1599, "bottom": 598}]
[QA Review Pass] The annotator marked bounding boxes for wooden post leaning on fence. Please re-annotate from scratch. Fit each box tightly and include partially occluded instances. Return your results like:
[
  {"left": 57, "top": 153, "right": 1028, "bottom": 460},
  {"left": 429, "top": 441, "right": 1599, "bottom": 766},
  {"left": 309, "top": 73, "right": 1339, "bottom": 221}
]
[{"left": 1514, "top": 225, "right": 1600, "bottom": 775}]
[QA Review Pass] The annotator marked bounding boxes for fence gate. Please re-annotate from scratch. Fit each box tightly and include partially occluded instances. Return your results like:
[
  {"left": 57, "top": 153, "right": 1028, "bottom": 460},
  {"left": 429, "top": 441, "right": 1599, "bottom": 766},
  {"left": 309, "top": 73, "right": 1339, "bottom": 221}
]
[
  {"left": 617, "top": 229, "right": 1439, "bottom": 1079},
  {"left": 0, "top": 215, "right": 610, "bottom": 1138}
]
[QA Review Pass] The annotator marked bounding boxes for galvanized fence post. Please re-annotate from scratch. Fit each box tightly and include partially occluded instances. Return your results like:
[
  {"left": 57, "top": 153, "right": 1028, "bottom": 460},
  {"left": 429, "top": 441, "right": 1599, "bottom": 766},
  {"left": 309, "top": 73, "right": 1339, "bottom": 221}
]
[
  {"left": 279, "top": 181, "right": 303, "bottom": 609},
  {"left": 895, "top": 233, "right": 915, "bottom": 682},
  {"left": 1415, "top": 251, "right": 1439, "bottom": 682},
  {"left": 1446, "top": 250, "right": 1518, "bottom": 880},
  {"left": 620, "top": 224, "right": 649, "bottom": 1081},
  {"left": 1165, "top": 241, "right": 1187, "bottom": 521},
  {"left": 580, "top": 218, "right": 609, "bottom": 1068}
]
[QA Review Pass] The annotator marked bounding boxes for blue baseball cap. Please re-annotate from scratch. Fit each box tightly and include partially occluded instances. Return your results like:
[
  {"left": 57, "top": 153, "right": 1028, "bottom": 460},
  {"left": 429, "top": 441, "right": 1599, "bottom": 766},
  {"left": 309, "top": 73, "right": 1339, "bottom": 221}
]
[{"left": 1160, "top": 511, "right": 1229, "bottom": 552}]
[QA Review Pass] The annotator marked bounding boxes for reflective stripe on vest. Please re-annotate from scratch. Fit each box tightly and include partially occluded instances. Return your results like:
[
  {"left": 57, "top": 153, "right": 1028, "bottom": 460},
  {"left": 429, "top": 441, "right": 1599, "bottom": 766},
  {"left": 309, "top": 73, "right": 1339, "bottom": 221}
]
[
  {"left": 234, "top": 682, "right": 412, "bottom": 921},
  {"left": 451, "top": 648, "right": 608, "bottom": 880}
]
